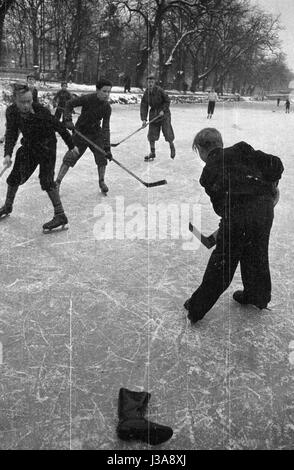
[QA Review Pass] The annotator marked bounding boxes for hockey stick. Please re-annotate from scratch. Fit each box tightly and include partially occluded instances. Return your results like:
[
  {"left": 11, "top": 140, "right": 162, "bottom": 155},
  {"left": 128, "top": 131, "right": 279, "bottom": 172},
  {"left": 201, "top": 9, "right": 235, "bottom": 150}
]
[
  {"left": 74, "top": 130, "right": 167, "bottom": 188},
  {"left": 111, "top": 115, "right": 161, "bottom": 147},
  {"left": 189, "top": 222, "right": 218, "bottom": 249},
  {"left": 0, "top": 165, "right": 9, "bottom": 178}
]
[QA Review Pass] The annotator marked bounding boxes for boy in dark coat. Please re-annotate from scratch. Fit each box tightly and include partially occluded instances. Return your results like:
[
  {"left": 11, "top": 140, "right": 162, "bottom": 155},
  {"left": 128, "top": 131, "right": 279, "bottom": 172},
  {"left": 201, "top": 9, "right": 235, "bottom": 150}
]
[
  {"left": 55, "top": 78, "right": 113, "bottom": 194},
  {"left": 184, "top": 128, "right": 284, "bottom": 324},
  {"left": 285, "top": 99, "right": 290, "bottom": 113},
  {"left": 0, "top": 84, "right": 79, "bottom": 231},
  {"left": 140, "top": 75, "right": 175, "bottom": 161},
  {"left": 53, "top": 82, "right": 72, "bottom": 121},
  {"left": 123, "top": 75, "right": 131, "bottom": 93}
]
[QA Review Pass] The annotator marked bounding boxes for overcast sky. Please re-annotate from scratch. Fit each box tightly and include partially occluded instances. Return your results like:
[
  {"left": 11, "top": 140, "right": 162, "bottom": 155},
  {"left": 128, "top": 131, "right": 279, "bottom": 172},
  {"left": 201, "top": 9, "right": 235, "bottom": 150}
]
[{"left": 252, "top": 0, "right": 294, "bottom": 72}]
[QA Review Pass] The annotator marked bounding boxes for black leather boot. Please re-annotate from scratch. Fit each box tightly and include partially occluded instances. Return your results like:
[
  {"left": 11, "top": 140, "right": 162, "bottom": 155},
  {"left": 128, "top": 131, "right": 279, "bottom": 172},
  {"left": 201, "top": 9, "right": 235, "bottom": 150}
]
[
  {"left": 116, "top": 387, "right": 173, "bottom": 445},
  {"left": 98, "top": 166, "right": 109, "bottom": 193}
]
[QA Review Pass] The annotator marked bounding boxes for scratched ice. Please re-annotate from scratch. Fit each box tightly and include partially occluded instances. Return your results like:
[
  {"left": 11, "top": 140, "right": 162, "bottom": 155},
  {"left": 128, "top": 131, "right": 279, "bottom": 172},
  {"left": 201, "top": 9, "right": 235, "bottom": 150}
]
[{"left": 0, "top": 101, "right": 293, "bottom": 450}]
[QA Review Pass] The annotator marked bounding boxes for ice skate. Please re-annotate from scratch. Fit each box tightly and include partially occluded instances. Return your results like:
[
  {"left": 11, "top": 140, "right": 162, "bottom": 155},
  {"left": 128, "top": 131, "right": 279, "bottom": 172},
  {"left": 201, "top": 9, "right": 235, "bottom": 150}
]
[
  {"left": 0, "top": 204, "right": 12, "bottom": 219},
  {"left": 99, "top": 180, "right": 109, "bottom": 195},
  {"left": 144, "top": 152, "right": 156, "bottom": 162},
  {"left": 42, "top": 213, "right": 68, "bottom": 233},
  {"left": 98, "top": 165, "right": 108, "bottom": 195}
]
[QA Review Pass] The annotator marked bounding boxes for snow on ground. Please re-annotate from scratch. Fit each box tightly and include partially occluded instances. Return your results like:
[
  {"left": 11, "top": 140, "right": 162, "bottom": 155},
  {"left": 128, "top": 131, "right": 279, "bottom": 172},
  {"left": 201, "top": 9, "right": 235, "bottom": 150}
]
[
  {"left": 0, "top": 78, "right": 246, "bottom": 109},
  {"left": 0, "top": 99, "right": 293, "bottom": 450}
]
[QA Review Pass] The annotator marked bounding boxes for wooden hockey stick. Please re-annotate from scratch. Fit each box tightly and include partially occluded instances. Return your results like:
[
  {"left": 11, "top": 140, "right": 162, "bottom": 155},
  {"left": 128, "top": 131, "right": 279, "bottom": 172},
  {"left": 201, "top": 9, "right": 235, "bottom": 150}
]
[
  {"left": 74, "top": 130, "right": 167, "bottom": 188},
  {"left": 111, "top": 115, "right": 161, "bottom": 147},
  {"left": 189, "top": 222, "right": 218, "bottom": 249},
  {"left": 0, "top": 165, "right": 9, "bottom": 178}
]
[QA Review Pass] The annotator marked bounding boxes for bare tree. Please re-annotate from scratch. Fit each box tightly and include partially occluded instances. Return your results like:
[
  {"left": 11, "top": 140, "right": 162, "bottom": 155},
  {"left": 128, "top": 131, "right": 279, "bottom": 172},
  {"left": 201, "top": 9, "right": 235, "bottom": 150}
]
[{"left": 0, "top": 0, "right": 17, "bottom": 64}]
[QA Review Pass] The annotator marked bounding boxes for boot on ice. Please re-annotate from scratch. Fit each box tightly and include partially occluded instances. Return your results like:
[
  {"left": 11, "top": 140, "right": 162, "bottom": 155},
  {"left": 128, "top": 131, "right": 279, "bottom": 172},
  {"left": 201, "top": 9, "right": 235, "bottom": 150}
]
[
  {"left": 116, "top": 387, "right": 173, "bottom": 445},
  {"left": 98, "top": 165, "right": 109, "bottom": 194}
]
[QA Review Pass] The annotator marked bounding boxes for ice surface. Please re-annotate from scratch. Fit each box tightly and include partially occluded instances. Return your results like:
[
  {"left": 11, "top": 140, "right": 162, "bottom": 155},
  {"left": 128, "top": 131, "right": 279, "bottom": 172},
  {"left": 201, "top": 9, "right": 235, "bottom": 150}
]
[{"left": 0, "top": 99, "right": 293, "bottom": 450}]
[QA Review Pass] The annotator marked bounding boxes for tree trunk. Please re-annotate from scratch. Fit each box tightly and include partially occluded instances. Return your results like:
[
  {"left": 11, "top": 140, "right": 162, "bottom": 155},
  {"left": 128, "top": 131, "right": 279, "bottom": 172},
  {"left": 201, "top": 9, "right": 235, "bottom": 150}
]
[
  {"left": 0, "top": 0, "right": 16, "bottom": 65},
  {"left": 135, "top": 19, "right": 158, "bottom": 87},
  {"left": 158, "top": 20, "right": 166, "bottom": 86}
]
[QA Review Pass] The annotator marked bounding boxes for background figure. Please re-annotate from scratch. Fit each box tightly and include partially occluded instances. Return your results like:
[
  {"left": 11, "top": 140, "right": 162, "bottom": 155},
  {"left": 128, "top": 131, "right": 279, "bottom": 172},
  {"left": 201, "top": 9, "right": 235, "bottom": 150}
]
[
  {"left": 207, "top": 88, "right": 218, "bottom": 118},
  {"left": 140, "top": 74, "right": 175, "bottom": 161},
  {"left": 285, "top": 99, "right": 290, "bottom": 113},
  {"left": 26, "top": 74, "right": 39, "bottom": 103},
  {"left": 277, "top": 97, "right": 280, "bottom": 106},
  {"left": 184, "top": 128, "right": 284, "bottom": 325},
  {"left": 123, "top": 74, "right": 131, "bottom": 93},
  {"left": 53, "top": 82, "right": 72, "bottom": 122}
]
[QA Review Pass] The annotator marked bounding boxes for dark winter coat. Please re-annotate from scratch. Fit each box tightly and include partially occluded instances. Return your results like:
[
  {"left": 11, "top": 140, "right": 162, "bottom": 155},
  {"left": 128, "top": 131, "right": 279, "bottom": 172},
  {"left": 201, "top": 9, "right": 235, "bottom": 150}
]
[
  {"left": 4, "top": 102, "right": 74, "bottom": 157},
  {"left": 140, "top": 85, "right": 171, "bottom": 121},
  {"left": 64, "top": 93, "right": 111, "bottom": 148},
  {"left": 200, "top": 141, "right": 284, "bottom": 216},
  {"left": 31, "top": 87, "right": 38, "bottom": 103}
]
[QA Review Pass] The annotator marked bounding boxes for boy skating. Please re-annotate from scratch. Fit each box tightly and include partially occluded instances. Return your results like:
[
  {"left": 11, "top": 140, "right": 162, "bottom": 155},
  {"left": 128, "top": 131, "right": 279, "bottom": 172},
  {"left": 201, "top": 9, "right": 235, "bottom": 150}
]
[
  {"left": 285, "top": 99, "right": 290, "bottom": 113},
  {"left": 0, "top": 83, "right": 79, "bottom": 232},
  {"left": 184, "top": 128, "right": 284, "bottom": 325},
  {"left": 140, "top": 75, "right": 175, "bottom": 161},
  {"left": 207, "top": 88, "right": 218, "bottom": 118},
  {"left": 55, "top": 78, "right": 113, "bottom": 194},
  {"left": 53, "top": 82, "right": 72, "bottom": 122},
  {"left": 27, "top": 74, "right": 39, "bottom": 103}
]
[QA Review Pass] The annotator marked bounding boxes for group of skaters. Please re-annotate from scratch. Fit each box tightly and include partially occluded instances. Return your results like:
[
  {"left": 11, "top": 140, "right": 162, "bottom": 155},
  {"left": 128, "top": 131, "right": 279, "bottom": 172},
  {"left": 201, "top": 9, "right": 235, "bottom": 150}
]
[{"left": 0, "top": 73, "right": 284, "bottom": 327}]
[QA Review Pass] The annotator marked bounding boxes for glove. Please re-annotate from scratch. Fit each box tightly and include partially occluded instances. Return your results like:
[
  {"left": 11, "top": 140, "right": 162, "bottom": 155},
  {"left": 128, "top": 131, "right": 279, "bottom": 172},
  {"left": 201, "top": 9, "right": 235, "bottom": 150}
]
[
  {"left": 65, "top": 121, "right": 75, "bottom": 130},
  {"left": 104, "top": 148, "right": 113, "bottom": 161},
  {"left": 71, "top": 146, "right": 80, "bottom": 157},
  {"left": 3, "top": 155, "right": 12, "bottom": 168}
]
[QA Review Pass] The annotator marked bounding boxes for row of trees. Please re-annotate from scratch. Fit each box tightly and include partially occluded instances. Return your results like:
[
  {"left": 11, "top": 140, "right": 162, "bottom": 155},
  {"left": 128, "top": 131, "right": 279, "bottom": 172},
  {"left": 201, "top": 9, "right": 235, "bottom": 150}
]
[{"left": 0, "top": 0, "right": 293, "bottom": 92}]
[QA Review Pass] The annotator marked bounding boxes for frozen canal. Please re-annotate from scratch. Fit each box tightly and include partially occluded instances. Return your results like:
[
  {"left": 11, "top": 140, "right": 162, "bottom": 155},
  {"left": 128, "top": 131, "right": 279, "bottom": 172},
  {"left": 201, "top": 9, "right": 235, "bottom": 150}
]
[{"left": 0, "top": 100, "right": 293, "bottom": 449}]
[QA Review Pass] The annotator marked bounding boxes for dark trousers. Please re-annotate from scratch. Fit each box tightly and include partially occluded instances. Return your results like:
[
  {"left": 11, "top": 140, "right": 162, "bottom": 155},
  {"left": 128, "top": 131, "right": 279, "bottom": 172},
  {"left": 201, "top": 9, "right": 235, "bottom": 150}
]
[
  {"left": 188, "top": 196, "right": 274, "bottom": 321},
  {"left": 63, "top": 131, "right": 107, "bottom": 168},
  {"left": 148, "top": 114, "right": 175, "bottom": 143},
  {"left": 207, "top": 101, "right": 216, "bottom": 115},
  {"left": 54, "top": 107, "right": 64, "bottom": 121},
  {"left": 7, "top": 144, "right": 56, "bottom": 191}
]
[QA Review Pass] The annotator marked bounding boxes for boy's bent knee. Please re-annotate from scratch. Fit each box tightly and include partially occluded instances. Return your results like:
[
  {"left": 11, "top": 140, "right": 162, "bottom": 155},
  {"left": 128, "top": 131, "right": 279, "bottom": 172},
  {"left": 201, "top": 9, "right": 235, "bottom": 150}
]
[{"left": 40, "top": 179, "right": 56, "bottom": 191}]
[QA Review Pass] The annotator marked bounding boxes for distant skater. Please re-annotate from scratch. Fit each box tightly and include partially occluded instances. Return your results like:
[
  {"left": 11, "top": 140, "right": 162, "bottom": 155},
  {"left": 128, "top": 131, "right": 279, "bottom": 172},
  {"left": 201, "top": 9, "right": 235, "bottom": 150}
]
[
  {"left": 140, "top": 74, "right": 175, "bottom": 161},
  {"left": 123, "top": 75, "right": 131, "bottom": 93},
  {"left": 285, "top": 99, "right": 290, "bottom": 113},
  {"left": 53, "top": 82, "right": 72, "bottom": 122},
  {"left": 207, "top": 88, "right": 218, "bottom": 119},
  {"left": 277, "top": 98, "right": 280, "bottom": 106},
  {"left": 26, "top": 74, "right": 39, "bottom": 103}
]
